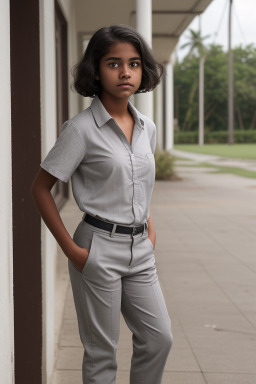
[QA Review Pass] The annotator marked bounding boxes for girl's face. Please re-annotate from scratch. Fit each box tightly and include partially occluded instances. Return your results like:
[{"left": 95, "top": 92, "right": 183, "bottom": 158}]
[{"left": 95, "top": 42, "right": 142, "bottom": 101}]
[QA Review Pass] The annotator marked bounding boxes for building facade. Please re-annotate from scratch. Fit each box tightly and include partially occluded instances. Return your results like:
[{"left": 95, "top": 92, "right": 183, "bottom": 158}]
[{"left": 1, "top": 0, "right": 212, "bottom": 382}]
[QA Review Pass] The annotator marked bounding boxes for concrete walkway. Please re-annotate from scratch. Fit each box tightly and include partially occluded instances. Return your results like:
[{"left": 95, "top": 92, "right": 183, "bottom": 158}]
[
  {"left": 51, "top": 156, "right": 256, "bottom": 384},
  {"left": 171, "top": 148, "right": 256, "bottom": 172}
]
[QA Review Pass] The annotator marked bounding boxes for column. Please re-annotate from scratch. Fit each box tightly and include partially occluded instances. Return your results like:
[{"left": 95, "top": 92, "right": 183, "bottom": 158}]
[
  {"left": 10, "top": 0, "right": 42, "bottom": 382},
  {"left": 165, "top": 53, "right": 175, "bottom": 151},
  {"left": 82, "top": 38, "right": 92, "bottom": 111},
  {"left": 136, "top": 0, "right": 153, "bottom": 120},
  {"left": 155, "top": 80, "right": 163, "bottom": 150}
]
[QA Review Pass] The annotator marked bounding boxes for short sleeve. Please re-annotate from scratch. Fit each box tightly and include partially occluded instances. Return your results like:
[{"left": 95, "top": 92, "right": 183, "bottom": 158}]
[{"left": 40, "top": 121, "right": 86, "bottom": 183}]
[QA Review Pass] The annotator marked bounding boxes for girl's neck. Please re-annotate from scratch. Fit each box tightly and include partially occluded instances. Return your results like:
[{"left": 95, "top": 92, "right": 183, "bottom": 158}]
[{"left": 99, "top": 94, "right": 130, "bottom": 119}]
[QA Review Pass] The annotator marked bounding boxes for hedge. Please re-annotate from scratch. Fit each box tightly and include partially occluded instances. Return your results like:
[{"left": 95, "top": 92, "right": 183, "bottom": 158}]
[
  {"left": 155, "top": 150, "right": 180, "bottom": 180},
  {"left": 174, "top": 130, "right": 256, "bottom": 144}
]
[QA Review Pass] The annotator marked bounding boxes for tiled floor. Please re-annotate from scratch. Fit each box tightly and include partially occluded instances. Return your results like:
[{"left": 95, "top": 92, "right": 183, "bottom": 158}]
[{"left": 51, "top": 157, "right": 256, "bottom": 383}]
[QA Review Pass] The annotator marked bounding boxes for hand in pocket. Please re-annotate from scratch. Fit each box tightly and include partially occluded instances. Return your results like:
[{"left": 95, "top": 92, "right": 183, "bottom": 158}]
[
  {"left": 148, "top": 236, "right": 155, "bottom": 250},
  {"left": 148, "top": 234, "right": 156, "bottom": 250},
  {"left": 68, "top": 245, "right": 90, "bottom": 272}
]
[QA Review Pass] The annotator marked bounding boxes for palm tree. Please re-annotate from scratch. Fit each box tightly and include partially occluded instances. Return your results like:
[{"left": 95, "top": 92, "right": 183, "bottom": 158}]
[{"left": 181, "top": 27, "right": 210, "bottom": 146}]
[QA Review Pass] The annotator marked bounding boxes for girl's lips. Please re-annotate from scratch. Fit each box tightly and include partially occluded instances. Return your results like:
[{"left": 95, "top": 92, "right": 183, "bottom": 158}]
[{"left": 117, "top": 83, "right": 133, "bottom": 87}]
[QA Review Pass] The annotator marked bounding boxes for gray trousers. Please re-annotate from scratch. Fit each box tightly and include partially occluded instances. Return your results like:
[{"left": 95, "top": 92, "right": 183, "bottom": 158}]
[{"left": 68, "top": 219, "right": 173, "bottom": 384}]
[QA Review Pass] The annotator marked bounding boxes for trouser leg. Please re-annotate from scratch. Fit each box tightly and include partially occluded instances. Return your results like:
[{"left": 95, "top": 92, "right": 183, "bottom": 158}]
[
  {"left": 121, "top": 234, "right": 173, "bottom": 384},
  {"left": 69, "top": 261, "right": 121, "bottom": 384},
  {"left": 68, "top": 220, "right": 172, "bottom": 384},
  {"left": 68, "top": 222, "right": 124, "bottom": 384}
]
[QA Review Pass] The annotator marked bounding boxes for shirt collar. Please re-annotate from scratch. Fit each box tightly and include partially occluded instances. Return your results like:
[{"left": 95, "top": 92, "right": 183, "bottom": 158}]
[
  {"left": 128, "top": 100, "right": 145, "bottom": 129},
  {"left": 90, "top": 96, "right": 145, "bottom": 129},
  {"left": 90, "top": 96, "right": 112, "bottom": 127}
]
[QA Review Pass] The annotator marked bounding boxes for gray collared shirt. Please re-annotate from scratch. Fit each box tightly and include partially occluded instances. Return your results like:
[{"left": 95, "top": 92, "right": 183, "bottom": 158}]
[{"left": 41, "top": 96, "right": 156, "bottom": 226}]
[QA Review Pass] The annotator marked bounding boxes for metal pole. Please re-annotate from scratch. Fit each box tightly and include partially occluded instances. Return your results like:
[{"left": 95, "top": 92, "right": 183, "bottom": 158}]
[
  {"left": 165, "top": 53, "right": 175, "bottom": 151},
  {"left": 228, "top": 0, "right": 234, "bottom": 144},
  {"left": 199, "top": 56, "right": 205, "bottom": 146},
  {"left": 198, "top": 15, "right": 204, "bottom": 146}
]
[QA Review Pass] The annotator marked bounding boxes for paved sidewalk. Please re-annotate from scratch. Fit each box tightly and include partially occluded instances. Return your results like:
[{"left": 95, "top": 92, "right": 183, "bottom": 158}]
[
  {"left": 51, "top": 161, "right": 256, "bottom": 384},
  {"left": 171, "top": 148, "right": 256, "bottom": 172}
]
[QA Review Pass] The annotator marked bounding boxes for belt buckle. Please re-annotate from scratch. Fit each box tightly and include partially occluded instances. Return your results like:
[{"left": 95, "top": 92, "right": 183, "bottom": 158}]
[
  {"left": 110, "top": 224, "right": 117, "bottom": 237},
  {"left": 132, "top": 226, "right": 138, "bottom": 236}
]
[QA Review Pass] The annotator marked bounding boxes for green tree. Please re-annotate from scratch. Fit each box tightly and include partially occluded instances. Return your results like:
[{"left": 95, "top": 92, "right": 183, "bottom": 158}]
[
  {"left": 180, "top": 28, "right": 210, "bottom": 145},
  {"left": 204, "top": 44, "right": 228, "bottom": 131},
  {"left": 180, "top": 29, "right": 209, "bottom": 57},
  {"left": 233, "top": 44, "right": 256, "bottom": 130},
  {"left": 174, "top": 43, "right": 256, "bottom": 135},
  {"left": 174, "top": 56, "right": 198, "bottom": 131}
]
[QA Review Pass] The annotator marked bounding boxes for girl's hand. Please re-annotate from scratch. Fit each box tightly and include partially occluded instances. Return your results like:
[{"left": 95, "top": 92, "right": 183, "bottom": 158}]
[
  {"left": 148, "top": 232, "right": 156, "bottom": 250},
  {"left": 147, "top": 205, "right": 156, "bottom": 249},
  {"left": 31, "top": 168, "right": 91, "bottom": 272},
  {"left": 67, "top": 244, "right": 90, "bottom": 272}
]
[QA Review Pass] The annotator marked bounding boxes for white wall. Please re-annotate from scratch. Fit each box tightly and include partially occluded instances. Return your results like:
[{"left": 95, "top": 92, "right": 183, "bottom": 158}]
[
  {"left": 40, "top": 0, "right": 78, "bottom": 382},
  {"left": 58, "top": 0, "right": 80, "bottom": 196},
  {"left": 39, "top": 1, "right": 58, "bottom": 383},
  {"left": 0, "top": 1, "right": 14, "bottom": 383},
  {"left": 59, "top": 0, "right": 80, "bottom": 118}
]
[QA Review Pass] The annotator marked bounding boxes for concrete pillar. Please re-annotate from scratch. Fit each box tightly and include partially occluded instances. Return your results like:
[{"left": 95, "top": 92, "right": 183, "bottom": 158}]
[
  {"left": 135, "top": 0, "right": 153, "bottom": 120},
  {"left": 155, "top": 80, "right": 163, "bottom": 150},
  {"left": 164, "top": 53, "right": 175, "bottom": 151},
  {"left": 81, "top": 38, "right": 92, "bottom": 111}
]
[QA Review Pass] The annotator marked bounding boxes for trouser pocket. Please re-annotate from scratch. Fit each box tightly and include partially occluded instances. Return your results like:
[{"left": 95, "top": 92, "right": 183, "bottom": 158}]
[{"left": 71, "top": 221, "right": 96, "bottom": 274}]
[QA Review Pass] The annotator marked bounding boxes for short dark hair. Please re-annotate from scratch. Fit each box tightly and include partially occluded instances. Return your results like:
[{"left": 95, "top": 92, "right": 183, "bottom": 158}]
[{"left": 71, "top": 24, "right": 163, "bottom": 97}]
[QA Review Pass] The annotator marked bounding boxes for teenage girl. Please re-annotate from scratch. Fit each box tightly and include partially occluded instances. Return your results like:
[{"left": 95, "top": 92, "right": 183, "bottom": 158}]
[{"left": 32, "top": 24, "right": 173, "bottom": 384}]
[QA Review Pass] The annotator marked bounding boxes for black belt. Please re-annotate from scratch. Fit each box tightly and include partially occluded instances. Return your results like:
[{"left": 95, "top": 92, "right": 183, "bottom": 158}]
[{"left": 84, "top": 214, "right": 147, "bottom": 236}]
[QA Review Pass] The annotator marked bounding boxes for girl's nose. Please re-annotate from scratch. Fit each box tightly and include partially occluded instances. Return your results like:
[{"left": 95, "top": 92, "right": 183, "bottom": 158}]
[{"left": 120, "top": 66, "right": 131, "bottom": 79}]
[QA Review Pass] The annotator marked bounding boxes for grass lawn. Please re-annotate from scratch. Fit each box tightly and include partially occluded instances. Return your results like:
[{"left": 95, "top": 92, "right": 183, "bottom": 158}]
[{"left": 174, "top": 144, "right": 256, "bottom": 160}]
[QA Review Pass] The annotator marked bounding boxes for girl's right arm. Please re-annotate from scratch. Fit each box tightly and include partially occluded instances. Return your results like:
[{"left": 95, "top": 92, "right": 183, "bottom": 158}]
[{"left": 31, "top": 168, "right": 89, "bottom": 271}]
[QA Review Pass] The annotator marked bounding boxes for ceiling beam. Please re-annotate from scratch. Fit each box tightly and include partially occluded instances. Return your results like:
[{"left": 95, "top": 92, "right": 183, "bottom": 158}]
[
  {"left": 153, "top": 33, "right": 178, "bottom": 38},
  {"left": 131, "top": 10, "right": 203, "bottom": 16}
]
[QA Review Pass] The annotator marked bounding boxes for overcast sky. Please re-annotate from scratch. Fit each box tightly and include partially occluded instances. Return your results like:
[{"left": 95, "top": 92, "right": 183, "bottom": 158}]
[{"left": 177, "top": 0, "right": 256, "bottom": 61}]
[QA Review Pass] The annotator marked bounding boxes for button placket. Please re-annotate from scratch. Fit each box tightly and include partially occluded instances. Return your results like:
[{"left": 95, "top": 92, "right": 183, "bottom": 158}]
[
  {"left": 129, "top": 152, "right": 140, "bottom": 220},
  {"left": 113, "top": 119, "right": 143, "bottom": 224}
]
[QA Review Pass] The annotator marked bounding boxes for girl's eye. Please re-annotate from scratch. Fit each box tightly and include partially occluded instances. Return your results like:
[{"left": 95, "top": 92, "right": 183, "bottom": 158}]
[
  {"left": 130, "top": 62, "right": 140, "bottom": 68},
  {"left": 109, "top": 63, "right": 119, "bottom": 68}
]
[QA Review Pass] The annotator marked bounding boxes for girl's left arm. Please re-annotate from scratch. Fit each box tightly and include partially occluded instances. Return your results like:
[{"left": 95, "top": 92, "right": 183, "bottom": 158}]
[{"left": 147, "top": 205, "right": 156, "bottom": 249}]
